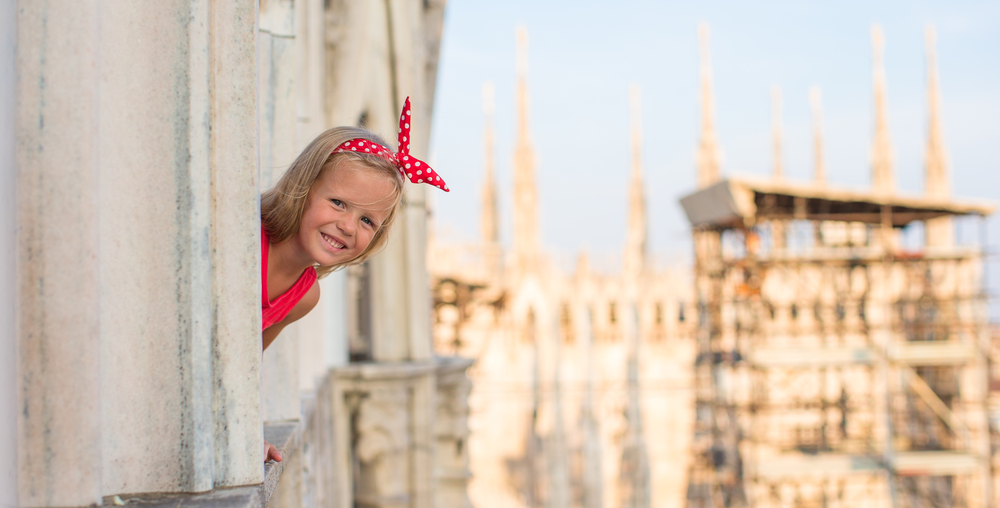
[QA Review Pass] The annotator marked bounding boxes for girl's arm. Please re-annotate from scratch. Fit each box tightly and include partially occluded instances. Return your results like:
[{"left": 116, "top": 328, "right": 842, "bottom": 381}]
[{"left": 262, "top": 282, "right": 320, "bottom": 351}]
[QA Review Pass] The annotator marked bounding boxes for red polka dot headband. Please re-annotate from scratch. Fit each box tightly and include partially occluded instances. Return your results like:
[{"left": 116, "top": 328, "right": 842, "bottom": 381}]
[{"left": 332, "top": 96, "right": 449, "bottom": 192}]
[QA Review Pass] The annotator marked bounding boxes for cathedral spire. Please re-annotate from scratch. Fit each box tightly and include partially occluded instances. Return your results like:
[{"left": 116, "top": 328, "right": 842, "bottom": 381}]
[
  {"left": 481, "top": 81, "right": 502, "bottom": 276},
  {"left": 481, "top": 82, "right": 499, "bottom": 245},
  {"left": 697, "top": 23, "right": 721, "bottom": 188},
  {"left": 624, "top": 85, "right": 647, "bottom": 280},
  {"left": 810, "top": 87, "right": 826, "bottom": 184},
  {"left": 924, "top": 25, "right": 949, "bottom": 199},
  {"left": 771, "top": 85, "right": 783, "bottom": 180},
  {"left": 871, "top": 24, "right": 894, "bottom": 193},
  {"left": 924, "top": 25, "right": 953, "bottom": 247},
  {"left": 513, "top": 25, "right": 540, "bottom": 274}
]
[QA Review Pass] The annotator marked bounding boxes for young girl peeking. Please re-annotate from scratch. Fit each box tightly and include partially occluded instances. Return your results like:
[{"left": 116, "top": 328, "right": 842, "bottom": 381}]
[{"left": 258, "top": 98, "right": 448, "bottom": 462}]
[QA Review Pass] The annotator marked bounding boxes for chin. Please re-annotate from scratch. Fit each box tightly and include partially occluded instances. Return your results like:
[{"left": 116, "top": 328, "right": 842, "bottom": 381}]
[{"left": 320, "top": 247, "right": 357, "bottom": 266}]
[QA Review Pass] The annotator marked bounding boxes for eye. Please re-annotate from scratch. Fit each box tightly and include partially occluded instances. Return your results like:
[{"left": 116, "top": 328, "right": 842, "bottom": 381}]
[
  {"left": 361, "top": 216, "right": 376, "bottom": 228},
  {"left": 330, "top": 199, "right": 344, "bottom": 207}
]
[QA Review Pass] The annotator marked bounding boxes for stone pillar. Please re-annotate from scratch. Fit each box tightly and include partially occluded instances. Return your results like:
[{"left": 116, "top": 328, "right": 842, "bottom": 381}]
[
  {"left": 546, "top": 307, "right": 570, "bottom": 508},
  {"left": 322, "top": 272, "right": 351, "bottom": 369},
  {"left": 209, "top": 2, "right": 267, "bottom": 488},
  {"left": 577, "top": 306, "right": 604, "bottom": 508},
  {"left": 0, "top": 0, "right": 16, "bottom": 504},
  {"left": 260, "top": 0, "right": 302, "bottom": 424},
  {"left": 434, "top": 358, "right": 475, "bottom": 508},
  {"left": 16, "top": 3, "right": 103, "bottom": 502},
  {"left": 16, "top": 2, "right": 261, "bottom": 503},
  {"left": 355, "top": 385, "right": 413, "bottom": 507},
  {"left": 296, "top": 0, "right": 327, "bottom": 147},
  {"left": 619, "top": 301, "right": 651, "bottom": 508},
  {"left": 259, "top": 0, "right": 299, "bottom": 188}
]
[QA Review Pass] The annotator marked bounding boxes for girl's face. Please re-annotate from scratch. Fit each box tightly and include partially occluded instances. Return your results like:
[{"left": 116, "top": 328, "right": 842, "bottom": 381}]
[{"left": 296, "top": 160, "right": 397, "bottom": 267}]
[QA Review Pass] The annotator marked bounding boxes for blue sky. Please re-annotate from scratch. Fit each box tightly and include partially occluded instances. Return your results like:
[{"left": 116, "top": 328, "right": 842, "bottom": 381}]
[{"left": 427, "top": 1, "right": 1000, "bottom": 307}]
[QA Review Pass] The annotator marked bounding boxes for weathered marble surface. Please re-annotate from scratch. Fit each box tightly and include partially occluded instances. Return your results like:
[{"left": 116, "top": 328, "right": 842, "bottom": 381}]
[
  {"left": 15, "top": 1, "right": 260, "bottom": 504},
  {"left": 0, "top": 0, "right": 16, "bottom": 504},
  {"left": 11, "top": 0, "right": 459, "bottom": 505}
]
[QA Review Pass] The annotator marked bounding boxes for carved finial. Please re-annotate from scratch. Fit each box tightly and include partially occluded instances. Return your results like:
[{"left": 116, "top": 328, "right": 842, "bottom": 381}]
[
  {"left": 696, "top": 23, "right": 721, "bottom": 188},
  {"left": 771, "top": 85, "right": 783, "bottom": 180},
  {"left": 575, "top": 250, "right": 591, "bottom": 280},
  {"left": 871, "top": 24, "right": 894, "bottom": 193},
  {"left": 516, "top": 25, "right": 528, "bottom": 78},
  {"left": 924, "top": 24, "right": 949, "bottom": 199},
  {"left": 513, "top": 25, "right": 540, "bottom": 274},
  {"left": 809, "top": 87, "right": 826, "bottom": 184},
  {"left": 481, "top": 82, "right": 499, "bottom": 246},
  {"left": 924, "top": 24, "right": 954, "bottom": 247},
  {"left": 625, "top": 85, "right": 647, "bottom": 280}
]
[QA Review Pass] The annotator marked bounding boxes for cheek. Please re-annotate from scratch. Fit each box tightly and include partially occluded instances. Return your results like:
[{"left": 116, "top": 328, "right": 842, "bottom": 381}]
[
  {"left": 297, "top": 208, "right": 318, "bottom": 232},
  {"left": 357, "top": 230, "right": 378, "bottom": 251},
  {"left": 300, "top": 203, "right": 332, "bottom": 229}
]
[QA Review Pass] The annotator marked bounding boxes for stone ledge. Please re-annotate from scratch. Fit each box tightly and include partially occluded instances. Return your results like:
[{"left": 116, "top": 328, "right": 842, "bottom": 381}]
[
  {"left": 102, "top": 421, "right": 303, "bottom": 508},
  {"left": 262, "top": 420, "right": 301, "bottom": 504},
  {"left": 333, "top": 360, "right": 438, "bottom": 381},
  {"left": 334, "top": 357, "right": 475, "bottom": 382},
  {"left": 105, "top": 486, "right": 267, "bottom": 508}
]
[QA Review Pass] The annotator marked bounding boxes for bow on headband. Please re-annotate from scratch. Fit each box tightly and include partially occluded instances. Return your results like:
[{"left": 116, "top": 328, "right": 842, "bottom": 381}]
[{"left": 332, "top": 97, "right": 449, "bottom": 192}]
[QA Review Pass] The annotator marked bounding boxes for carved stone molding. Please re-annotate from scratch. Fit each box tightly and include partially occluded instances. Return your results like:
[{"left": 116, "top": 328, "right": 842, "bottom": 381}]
[{"left": 353, "top": 386, "right": 411, "bottom": 508}]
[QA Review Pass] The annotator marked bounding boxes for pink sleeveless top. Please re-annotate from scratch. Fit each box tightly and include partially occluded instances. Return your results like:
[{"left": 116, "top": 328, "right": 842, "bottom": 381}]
[{"left": 262, "top": 227, "right": 318, "bottom": 330}]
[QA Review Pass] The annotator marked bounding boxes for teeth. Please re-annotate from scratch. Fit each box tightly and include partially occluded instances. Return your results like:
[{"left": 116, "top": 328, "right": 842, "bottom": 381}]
[{"left": 322, "top": 233, "right": 345, "bottom": 249}]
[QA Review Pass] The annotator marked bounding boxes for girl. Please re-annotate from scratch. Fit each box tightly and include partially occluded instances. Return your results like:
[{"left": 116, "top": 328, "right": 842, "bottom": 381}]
[{"left": 259, "top": 98, "right": 447, "bottom": 461}]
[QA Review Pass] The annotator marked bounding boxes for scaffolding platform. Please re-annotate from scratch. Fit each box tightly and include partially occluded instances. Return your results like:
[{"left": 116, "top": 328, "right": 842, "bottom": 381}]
[
  {"left": 749, "top": 342, "right": 978, "bottom": 368},
  {"left": 680, "top": 177, "right": 994, "bottom": 230}
]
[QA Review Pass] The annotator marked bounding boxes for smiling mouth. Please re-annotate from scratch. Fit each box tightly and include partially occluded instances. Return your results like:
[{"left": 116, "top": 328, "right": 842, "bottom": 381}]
[{"left": 321, "top": 233, "right": 347, "bottom": 250}]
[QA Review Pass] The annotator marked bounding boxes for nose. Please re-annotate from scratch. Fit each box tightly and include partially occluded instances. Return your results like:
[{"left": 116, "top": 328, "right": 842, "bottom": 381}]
[{"left": 336, "top": 215, "right": 356, "bottom": 237}]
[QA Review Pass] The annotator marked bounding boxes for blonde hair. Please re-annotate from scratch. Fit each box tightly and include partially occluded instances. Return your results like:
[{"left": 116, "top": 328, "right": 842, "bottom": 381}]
[{"left": 261, "top": 126, "right": 404, "bottom": 278}]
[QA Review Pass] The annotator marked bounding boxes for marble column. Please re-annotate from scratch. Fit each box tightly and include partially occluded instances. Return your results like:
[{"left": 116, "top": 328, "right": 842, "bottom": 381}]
[
  {"left": 16, "top": 2, "right": 261, "bottom": 503},
  {"left": 260, "top": 0, "right": 302, "bottom": 424},
  {"left": 0, "top": 0, "right": 17, "bottom": 504},
  {"left": 434, "top": 358, "right": 475, "bottom": 508},
  {"left": 17, "top": 2, "right": 105, "bottom": 502}
]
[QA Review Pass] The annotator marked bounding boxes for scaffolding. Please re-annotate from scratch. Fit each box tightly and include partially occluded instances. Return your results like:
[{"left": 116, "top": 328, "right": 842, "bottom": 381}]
[{"left": 682, "top": 177, "right": 995, "bottom": 507}]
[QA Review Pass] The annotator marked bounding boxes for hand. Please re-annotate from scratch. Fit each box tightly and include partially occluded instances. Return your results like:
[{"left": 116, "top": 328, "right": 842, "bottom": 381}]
[{"left": 264, "top": 439, "right": 283, "bottom": 463}]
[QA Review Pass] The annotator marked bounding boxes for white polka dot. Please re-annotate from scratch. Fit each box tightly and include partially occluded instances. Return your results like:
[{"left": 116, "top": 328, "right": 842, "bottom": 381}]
[
  {"left": 365, "top": 148, "right": 370, "bottom": 152},
  {"left": 403, "top": 136, "right": 407, "bottom": 142},
  {"left": 416, "top": 170, "right": 422, "bottom": 175},
  {"left": 418, "top": 179, "right": 423, "bottom": 183},
  {"left": 403, "top": 155, "right": 409, "bottom": 161},
  {"left": 359, "top": 141, "right": 365, "bottom": 145},
  {"left": 408, "top": 173, "right": 413, "bottom": 178},
  {"left": 407, "top": 110, "right": 411, "bottom": 115},
  {"left": 405, "top": 163, "right": 411, "bottom": 169},
  {"left": 436, "top": 176, "right": 440, "bottom": 180},
  {"left": 351, "top": 147, "right": 357, "bottom": 151},
  {"left": 415, "top": 161, "right": 421, "bottom": 167}
]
